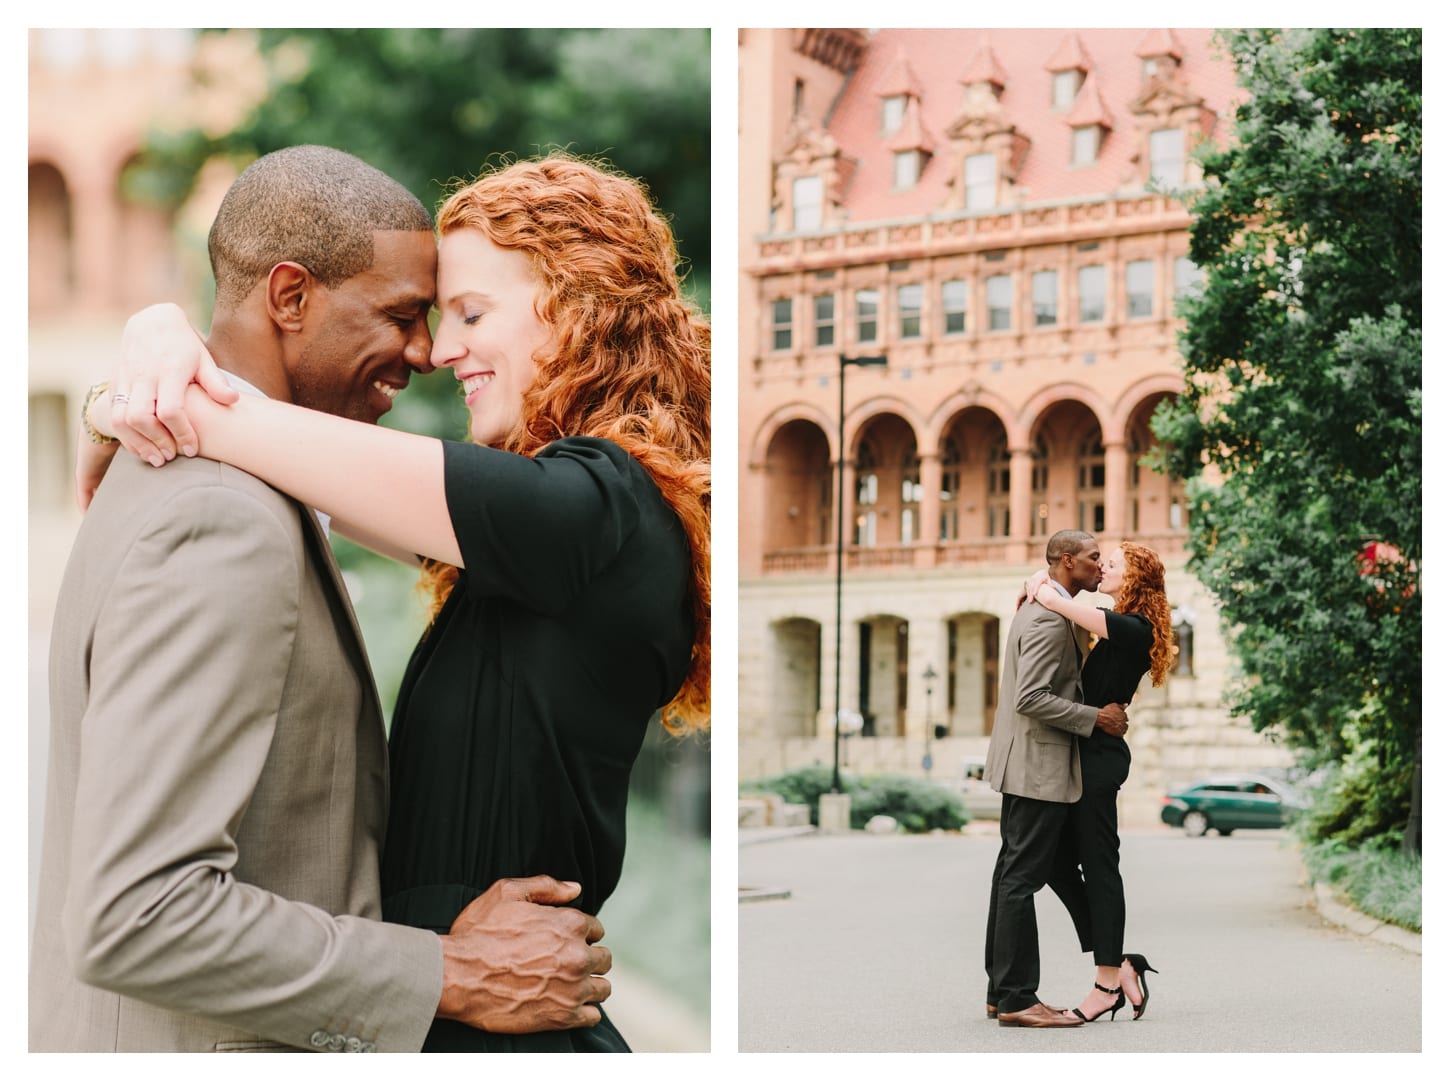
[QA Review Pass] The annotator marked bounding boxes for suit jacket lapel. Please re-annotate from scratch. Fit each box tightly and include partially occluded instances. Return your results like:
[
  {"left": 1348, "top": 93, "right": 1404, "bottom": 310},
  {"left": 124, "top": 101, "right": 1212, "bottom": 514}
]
[{"left": 294, "top": 501, "right": 386, "bottom": 723}]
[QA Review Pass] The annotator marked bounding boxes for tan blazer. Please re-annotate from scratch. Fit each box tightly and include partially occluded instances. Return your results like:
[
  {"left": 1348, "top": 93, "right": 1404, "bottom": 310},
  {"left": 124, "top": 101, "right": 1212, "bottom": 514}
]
[
  {"left": 984, "top": 600, "right": 1098, "bottom": 803},
  {"left": 30, "top": 453, "right": 442, "bottom": 1052}
]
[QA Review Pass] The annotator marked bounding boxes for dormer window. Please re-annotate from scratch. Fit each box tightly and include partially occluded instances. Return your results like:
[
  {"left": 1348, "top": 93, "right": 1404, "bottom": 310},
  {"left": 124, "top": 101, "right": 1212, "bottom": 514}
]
[
  {"left": 1071, "top": 125, "right": 1100, "bottom": 166},
  {"left": 882, "top": 94, "right": 907, "bottom": 135},
  {"left": 893, "top": 150, "right": 922, "bottom": 189},
  {"left": 964, "top": 152, "right": 996, "bottom": 212},
  {"left": 1052, "top": 69, "right": 1083, "bottom": 110},
  {"left": 1149, "top": 128, "right": 1184, "bottom": 187},
  {"left": 792, "top": 175, "right": 823, "bottom": 231}
]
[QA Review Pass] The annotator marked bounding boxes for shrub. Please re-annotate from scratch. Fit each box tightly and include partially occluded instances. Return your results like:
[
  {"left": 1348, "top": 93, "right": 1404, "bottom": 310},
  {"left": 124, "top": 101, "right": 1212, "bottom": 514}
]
[
  {"left": 850, "top": 774, "right": 969, "bottom": 833},
  {"left": 1290, "top": 739, "right": 1421, "bottom": 932},
  {"left": 739, "top": 765, "right": 839, "bottom": 825},
  {"left": 740, "top": 767, "right": 968, "bottom": 833},
  {"left": 1296, "top": 734, "right": 1413, "bottom": 851},
  {"left": 1299, "top": 838, "right": 1421, "bottom": 932}
]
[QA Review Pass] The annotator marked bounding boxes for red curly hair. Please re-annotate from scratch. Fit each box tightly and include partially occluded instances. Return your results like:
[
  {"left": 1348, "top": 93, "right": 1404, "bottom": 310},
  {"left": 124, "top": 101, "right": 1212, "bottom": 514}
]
[
  {"left": 1114, "top": 541, "right": 1174, "bottom": 687},
  {"left": 418, "top": 154, "right": 710, "bottom": 735}
]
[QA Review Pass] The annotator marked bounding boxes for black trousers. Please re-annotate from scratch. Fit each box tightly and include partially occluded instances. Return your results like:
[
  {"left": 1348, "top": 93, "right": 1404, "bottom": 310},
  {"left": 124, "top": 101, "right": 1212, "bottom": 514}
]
[
  {"left": 1046, "top": 740, "right": 1131, "bottom": 967},
  {"left": 984, "top": 793, "right": 1072, "bottom": 1013}
]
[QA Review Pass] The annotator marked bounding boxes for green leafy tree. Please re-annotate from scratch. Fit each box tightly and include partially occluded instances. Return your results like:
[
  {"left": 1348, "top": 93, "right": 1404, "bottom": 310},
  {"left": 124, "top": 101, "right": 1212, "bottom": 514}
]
[{"left": 1153, "top": 29, "right": 1421, "bottom": 847}]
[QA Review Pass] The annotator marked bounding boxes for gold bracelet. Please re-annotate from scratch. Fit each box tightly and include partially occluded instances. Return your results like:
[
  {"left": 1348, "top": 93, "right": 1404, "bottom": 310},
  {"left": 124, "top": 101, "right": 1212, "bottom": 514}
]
[{"left": 81, "top": 381, "right": 117, "bottom": 445}]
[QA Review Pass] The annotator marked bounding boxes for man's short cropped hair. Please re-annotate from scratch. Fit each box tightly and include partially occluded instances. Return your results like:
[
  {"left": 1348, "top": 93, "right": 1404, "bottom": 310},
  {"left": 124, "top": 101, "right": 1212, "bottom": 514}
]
[
  {"left": 1045, "top": 529, "right": 1095, "bottom": 564},
  {"left": 208, "top": 145, "right": 433, "bottom": 308}
]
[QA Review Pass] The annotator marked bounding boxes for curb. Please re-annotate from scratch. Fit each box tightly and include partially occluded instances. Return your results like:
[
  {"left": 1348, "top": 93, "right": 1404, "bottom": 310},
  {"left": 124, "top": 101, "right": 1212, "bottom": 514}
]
[
  {"left": 738, "top": 825, "right": 817, "bottom": 847},
  {"left": 1310, "top": 882, "right": 1421, "bottom": 954}
]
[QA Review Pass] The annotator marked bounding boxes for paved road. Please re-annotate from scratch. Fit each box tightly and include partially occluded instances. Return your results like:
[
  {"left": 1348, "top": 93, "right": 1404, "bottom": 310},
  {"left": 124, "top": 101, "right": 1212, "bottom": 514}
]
[{"left": 738, "top": 827, "right": 1421, "bottom": 1052}]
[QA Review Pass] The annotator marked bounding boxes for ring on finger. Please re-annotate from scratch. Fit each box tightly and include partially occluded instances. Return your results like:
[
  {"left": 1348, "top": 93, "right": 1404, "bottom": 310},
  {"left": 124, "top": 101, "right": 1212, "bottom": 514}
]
[{"left": 112, "top": 392, "right": 131, "bottom": 405}]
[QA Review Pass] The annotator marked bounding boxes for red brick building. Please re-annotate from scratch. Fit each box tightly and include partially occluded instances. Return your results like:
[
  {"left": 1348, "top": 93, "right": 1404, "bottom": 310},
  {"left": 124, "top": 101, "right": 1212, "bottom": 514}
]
[{"left": 737, "top": 28, "right": 1287, "bottom": 822}]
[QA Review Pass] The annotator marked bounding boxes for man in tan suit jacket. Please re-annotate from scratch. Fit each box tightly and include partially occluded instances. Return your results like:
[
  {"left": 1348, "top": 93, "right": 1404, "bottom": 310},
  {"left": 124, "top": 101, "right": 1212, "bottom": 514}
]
[
  {"left": 30, "top": 147, "right": 610, "bottom": 1052},
  {"left": 982, "top": 530, "right": 1128, "bottom": 1029}
]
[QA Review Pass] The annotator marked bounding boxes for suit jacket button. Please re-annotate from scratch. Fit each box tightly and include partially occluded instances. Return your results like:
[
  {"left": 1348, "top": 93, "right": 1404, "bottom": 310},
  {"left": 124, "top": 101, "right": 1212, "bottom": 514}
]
[
  {"left": 327, "top": 1033, "right": 346, "bottom": 1052},
  {"left": 309, "top": 1030, "right": 329, "bottom": 1049},
  {"left": 362, "top": 1041, "right": 377, "bottom": 1053},
  {"left": 345, "top": 1036, "right": 363, "bottom": 1053}
]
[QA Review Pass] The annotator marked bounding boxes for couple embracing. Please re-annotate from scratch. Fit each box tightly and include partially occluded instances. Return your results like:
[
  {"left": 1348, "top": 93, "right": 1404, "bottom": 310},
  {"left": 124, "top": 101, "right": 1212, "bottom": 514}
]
[
  {"left": 984, "top": 530, "right": 1171, "bottom": 1028},
  {"left": 31, "top": 146, "right": 709, "bottom": 1052}
]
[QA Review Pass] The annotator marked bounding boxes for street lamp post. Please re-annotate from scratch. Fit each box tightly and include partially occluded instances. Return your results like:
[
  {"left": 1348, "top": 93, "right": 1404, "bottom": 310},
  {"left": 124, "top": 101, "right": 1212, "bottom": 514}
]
[
  {"left": 922, "top": 663, "right": 938, "bottom": 774},
  {"left": 833, "top": 352, "right": 888, "bottom": 794}
]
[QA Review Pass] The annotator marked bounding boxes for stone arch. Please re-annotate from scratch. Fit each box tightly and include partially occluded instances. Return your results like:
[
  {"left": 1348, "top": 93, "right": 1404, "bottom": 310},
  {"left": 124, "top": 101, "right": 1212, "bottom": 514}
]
[
  {"left": 768, "top": 616, "right": 823, "bottom": 739},
  {"left": 761, "top": 417, "right": 834, "bottom": 553},
  {"left": 28, "top": 159, "right": 74, "bottom": 314},
  {"left": 749, "top": 400, "right": 835, "bottom": 467}
]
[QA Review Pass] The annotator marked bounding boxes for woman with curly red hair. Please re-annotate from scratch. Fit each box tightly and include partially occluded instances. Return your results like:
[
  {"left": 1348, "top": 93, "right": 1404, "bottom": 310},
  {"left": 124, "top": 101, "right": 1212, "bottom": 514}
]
[
  {"left": 1022, "top": 542, "right": 1170, "bottom": 1023},
  {"left": 88, "top": 153, "right": 708, "bottom": 1052}
]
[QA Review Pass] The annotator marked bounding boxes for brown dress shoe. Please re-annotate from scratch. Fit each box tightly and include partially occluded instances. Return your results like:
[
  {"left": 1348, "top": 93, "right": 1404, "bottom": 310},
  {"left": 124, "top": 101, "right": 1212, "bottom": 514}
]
[
  {"left": 997, "top": 1002, "right": 1084, "bottom": 1028},
  {"left": 990, "top": 1001, "right": 1063, "bottom": 1017}
]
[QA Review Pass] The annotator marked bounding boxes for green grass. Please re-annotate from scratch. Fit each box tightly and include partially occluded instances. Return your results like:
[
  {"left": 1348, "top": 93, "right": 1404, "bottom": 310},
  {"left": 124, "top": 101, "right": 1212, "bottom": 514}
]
[
  {"left": 604, "top": 797, "right": 710, "bottom": 1015},
  {"left": 1299, "top": 839, "right": 1421, "bottom": 932}
]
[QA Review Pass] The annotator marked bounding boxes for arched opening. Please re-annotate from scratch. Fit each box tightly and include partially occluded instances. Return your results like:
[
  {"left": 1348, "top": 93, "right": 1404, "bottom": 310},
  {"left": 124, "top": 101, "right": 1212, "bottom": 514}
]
[
  {"left": 769, "top": 617, "right": 822, "bottom": 738},
  {"left": 1126, "top": 393, "right": 1187, "bottom": 542},
  {"left": 29, "top": 392, "right": 71, "bottom": 514},
  {"left": 946, "top": 611, "right": 1001, "bottom": 735},
  {"left": 852, "top": 412, "right": 917, "bottom": 556},
  {"left": 762, "top": 419, "right": 833, "bottom": 558},
  {"left": 28, "top": 161, "right": 74, "bottom": 314},
  {"left": 1029, "top": 400, "right": 1102, "bottom": 539},
  {"left": 938, "top": 405, "right": 1009, "bottom": 545},
  {"left": 858, "top": 613, "right": 908, "bottom": 737}
]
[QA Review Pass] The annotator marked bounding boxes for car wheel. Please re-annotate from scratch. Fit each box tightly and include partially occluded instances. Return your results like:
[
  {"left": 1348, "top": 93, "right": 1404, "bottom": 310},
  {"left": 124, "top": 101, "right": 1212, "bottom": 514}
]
[{"left": 1182, "top": 810, "right": 1210, "bottom": 837}]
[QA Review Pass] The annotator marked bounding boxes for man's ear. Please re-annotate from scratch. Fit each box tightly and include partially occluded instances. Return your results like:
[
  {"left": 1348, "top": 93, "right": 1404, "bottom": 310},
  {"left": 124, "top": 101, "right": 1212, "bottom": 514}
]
[{"left": 265, "top": 262, "right": 312, "bottom": 333}]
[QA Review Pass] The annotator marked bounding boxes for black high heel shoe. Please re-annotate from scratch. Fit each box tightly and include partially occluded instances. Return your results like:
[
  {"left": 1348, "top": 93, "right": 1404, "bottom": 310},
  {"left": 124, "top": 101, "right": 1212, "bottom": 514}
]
[
  {"left": 1120, "top": 953, "right": 1159, "bottom": 1020},
  {"left": 1070, "top": 982, "right": 1125, "bottom": 1022}
]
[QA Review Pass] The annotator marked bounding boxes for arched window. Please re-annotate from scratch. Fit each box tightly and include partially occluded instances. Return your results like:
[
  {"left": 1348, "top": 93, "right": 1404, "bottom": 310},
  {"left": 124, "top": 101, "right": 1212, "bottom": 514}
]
[
  {"left": 1031, "top": 436, "right": 1050, "bottom": 536},
  {"left": 900, "top": 449, "right": 922, "bottom": 544},
  {"left": 854, "top": 441, "right": 879, "bottom": 547},
  {"left": 940, "top": 437, "right": 962, "bottom": 541},
  {"left": 987, "top": 435, "right": 1011, "bottom": 538},
  {"left": 1077, "top": 434, "right": 1105, "bottom": 533}
]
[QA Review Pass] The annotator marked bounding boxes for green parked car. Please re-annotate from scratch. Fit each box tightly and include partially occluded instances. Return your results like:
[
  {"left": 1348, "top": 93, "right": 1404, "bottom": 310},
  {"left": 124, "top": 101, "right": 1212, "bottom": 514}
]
[{"left": 1160, "top": 774, "right": 1308, "bottom": 837}]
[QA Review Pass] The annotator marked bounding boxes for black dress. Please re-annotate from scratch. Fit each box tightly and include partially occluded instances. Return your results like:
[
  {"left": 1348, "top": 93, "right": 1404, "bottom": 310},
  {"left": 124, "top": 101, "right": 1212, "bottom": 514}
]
[
  {"left": 1050, "top": 610, "right": 1153, "bottom": 966},
  {"left": 379, "top": 437, "right": 694, "bottom": 1052},
  {"left": 1079, "top": 610, "right": 1153, "bottom": 791}
]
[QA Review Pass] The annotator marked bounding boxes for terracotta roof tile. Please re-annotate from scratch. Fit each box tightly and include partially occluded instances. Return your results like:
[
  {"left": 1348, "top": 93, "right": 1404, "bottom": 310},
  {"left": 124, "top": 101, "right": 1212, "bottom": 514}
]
[
  {"left": 1044, "top": 31, "right": 1092, "bottom": 73},
  {"left": 886, "top": 97, "right": 937, "bottom": 153},
  {"left": 1066, "top": 69, "right": 1114, "bottom": 129},
  {"left": 959, "top": 42, "right": 1008, "bottom": 88},
  {"left": 1136, "top": 28, "right": 1184, "bottom": 60},
  {"left": 822, "top": 27, "right": 1240, "bottom": 222},
  {"left": 875, "top": 47, "right": 924, "bottom": 98}
]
